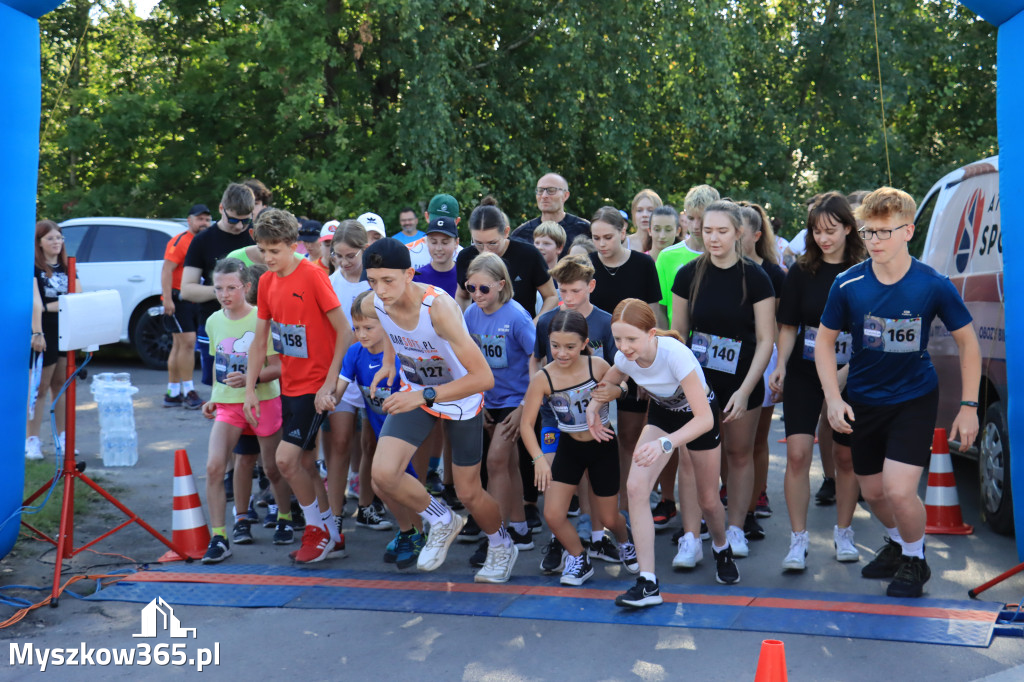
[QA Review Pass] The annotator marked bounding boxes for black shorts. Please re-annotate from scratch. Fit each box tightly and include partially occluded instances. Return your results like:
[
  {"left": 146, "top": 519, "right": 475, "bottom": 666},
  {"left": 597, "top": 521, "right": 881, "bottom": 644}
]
[
  {"left": 782, "top": 362, "right": 851, "bottom": 447},
  {"left": 486, "top": 405, "right": 530, "bottom": 461},
  {"left": 33, "top": 315, "right": 60, "bottom": 367},
  {"left": 705, "top": 365, "right": 764, "bottom": 412},
  {"left": 281, "top": 394, "right": 326, "bottom": 451},
  {"left": 170, "top": 290, "right": 200, "bottom": 334},
  {"left": 616, "top": 378, "right": 649, "bottom": 414},
  {"left": 380, "top": 408, "right": 484, "bottom": 467},
  {"left": 233, "top": 434, "right": 260, "bottom": 456},
  {"left": 551, "top": 432, "right": 620, "bottom": 497},
  {"left": 849, "top": 388, "right": 939, "bottom": 476},
  {"left": 647, "top": 396, "right": 721, "bottom": 452}
]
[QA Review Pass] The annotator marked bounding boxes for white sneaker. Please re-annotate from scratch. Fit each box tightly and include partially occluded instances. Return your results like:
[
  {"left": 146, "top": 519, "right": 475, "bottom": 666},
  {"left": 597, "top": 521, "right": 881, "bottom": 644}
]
[
  {"left": 25, "top": 436, "right": 43, "bottom": 461},
  {"left": 417, "top": 512, "right": 465, "bottom": 571},
  {"left": 474, "top": 542, "right": 519, "bottom": 583},
  {"left": 726, "top": 525, "right": 749, "bottom": 558},
  {"left": 782, "top": 531, "right": 809, "bottom": 571},
  {"left": 834, "top": 525, "right": 860, "bottom": 562},
  {"left": 672, "top": 532, "right": 704, "bottom": 568},
  {"left": 56, "top": 432, "right": 80, "bottom": 456}
]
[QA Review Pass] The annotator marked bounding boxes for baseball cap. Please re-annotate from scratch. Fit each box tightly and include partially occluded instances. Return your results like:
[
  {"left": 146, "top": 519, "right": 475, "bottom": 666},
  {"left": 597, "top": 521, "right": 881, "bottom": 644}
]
[
  {"left": 320, "top": 220, "right": 340, "bottom": 242},
  {"left": 188, "top": 204, "right": 211, "bottom": 216},
  {"left": 427, "top": 194, "right": 459, "bottom": 220},
  {"left": 298, "top": 219, "right": 322, "bottom": 243},
  {"left": 363, "top": 237, "right": 411, "bottom": 271},
  {"left": 357, "top": 212, "right": 387, "bottom": 238},
  {"left": 425, "top": 215, "right": 458, "bottom": 239}
]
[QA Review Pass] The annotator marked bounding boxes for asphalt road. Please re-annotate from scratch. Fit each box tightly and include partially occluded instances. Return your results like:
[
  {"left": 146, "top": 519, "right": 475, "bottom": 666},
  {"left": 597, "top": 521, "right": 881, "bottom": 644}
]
[{"left": 2, "top": 355, "right": 1023, "bottom": 680}]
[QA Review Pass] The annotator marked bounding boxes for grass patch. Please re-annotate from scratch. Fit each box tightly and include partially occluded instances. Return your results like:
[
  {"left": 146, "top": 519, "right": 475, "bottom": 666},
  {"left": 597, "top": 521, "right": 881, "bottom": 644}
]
[{"left": 17, "top": 461, "right": 106, "bottom": 544}]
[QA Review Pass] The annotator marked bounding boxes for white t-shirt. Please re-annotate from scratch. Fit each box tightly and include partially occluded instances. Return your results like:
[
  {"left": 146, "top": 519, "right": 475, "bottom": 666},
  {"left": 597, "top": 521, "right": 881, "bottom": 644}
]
[
  {"left": 329, "top": 270, "right": 372, "bottom": 408},
  {"left": 614, "top": 336, "right": 708, "bottom": 411},
  {"left": 788, "top": 229, "right": 807, "bottom": 256}
]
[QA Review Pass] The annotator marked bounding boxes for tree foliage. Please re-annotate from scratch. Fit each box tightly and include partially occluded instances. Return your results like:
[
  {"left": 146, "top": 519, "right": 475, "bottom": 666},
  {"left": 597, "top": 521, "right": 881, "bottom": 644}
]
[{"left": 37, "top": 0, "right": 997, "bottom": 237}]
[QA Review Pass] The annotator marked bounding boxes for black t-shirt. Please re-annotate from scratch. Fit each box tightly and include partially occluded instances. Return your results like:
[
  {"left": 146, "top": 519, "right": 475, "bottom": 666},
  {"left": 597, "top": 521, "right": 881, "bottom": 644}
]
[
  {"left": 777, "top": 260, "right": 849, "bottom": 369},
  {"left": 760, "top": 261, "right": 786, "bottom": 299},
  {"left": 456, "top": 239, "right": 552, "bottom": 315},
  {"left": 588, "top": 250, "right": 662, "bottom": 316},
  {"left": 35, "top": 263, "right": 69, "bottom": 334},
  {"left": 510, "top": 213, "right": 591, "bottom": 259},
  {"left": 183, "top": 224, "right": 255, "bottom": 320},
  {"left": 672, "top": 257, "right": 775, "bottom": 373}
]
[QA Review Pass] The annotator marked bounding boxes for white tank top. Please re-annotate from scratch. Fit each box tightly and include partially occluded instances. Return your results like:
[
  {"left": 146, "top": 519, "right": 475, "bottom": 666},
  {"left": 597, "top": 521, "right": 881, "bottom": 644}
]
[{"left": 374, "top": 285, "right": 483, "bottom": 420}]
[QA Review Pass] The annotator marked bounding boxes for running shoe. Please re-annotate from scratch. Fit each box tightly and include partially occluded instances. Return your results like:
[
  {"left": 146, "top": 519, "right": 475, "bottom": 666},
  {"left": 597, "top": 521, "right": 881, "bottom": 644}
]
[
  {"left": 589, "top": 535, "right": 620, "bottom": 563},
  {"left": 726, "top": 526, "right": 749, "bottom": 558},
  {"left": 417, "top": 513, "right": 465, "bottom": 571},
  {"left": 744, "top": 511, "right": 766, "bottom": 540},
  {"left": 384, "top": 531, "right": 400, "bottom": 564},
  {"left": 567, "top": 495, "right": 581, "bottom": 517},
  {"left": 524, "top": 504, "right": 543, "bottom": 531},
  {"left": 540, "top": 536, "right": 566, "bottom": 574},
  {"left": 782, "top": 531, "right": 809, "bottom": 571},
  {"left": 232, "top": 520, "right": 253, "bottom": 545},
  {"left": 719, "top": 484, "right": 728, "bottom": 508},
  {"left": 263, "top": 509, "right": 278, "bottom": 529},
  {"left": 886, "top": 556, "right": 930, "bottom": 598},
  {"left": 162, "top": 392, "right": 183, "bottom": 408},
  {"left": 293, "top": 525, "right": 335, "bottom": 564},
  {"left": 356, "top": 504, "right": 394, "bottom": 531},
  {"left": 458, "top": 515, "right": 482, "bottom": 542},
  {"left": 619, "top": 542, "right": 640, "bottom": 574},
  {"left": 615, "top": 577, "right": 662, "bottom": 608},
  {"left": 424, "top": 470, "right": 444, "bottom": 496},
  {"left": 25, "top": 436, "right": 43, "bottom": 461},
  {"left": 328, "top": 531, "right": 347, "bottom": 559},
  {"left": 560, "top": 552, "right": 594, "bottom": 586},
  {"left": 345, "top": 472, "right": 360, "bottom": 500},
  {"left": 861, "top": 537, "right": 903, "bottom": 578},
  {"left": 440, "top": 485, "right": 464, "bottom": 511},
  {"left": 201, "top": 536, "right": 231, "bottom": 564},
  {"left": 395, "top": 530, "right": 426, "bottom": 569},
  {"left": 316, "top": 458, "right": 328, "bottom": 481},
  {"left": 755, "top": 490, "right": 773, "bottom": 518},
  {"left": 245, "top": 499, "right": 260, "bottom": 524},
  {"left": 672, "top": 532, "right": 703, "bottom": 569},
  {"left": 474, "top": 542, "right": 519, "bottom": 584},
  {"left": 651, "top": 499, "right": 677, "bottom": 527},
  {"left": 183, "top": 390, "right": 203, "bottom": 410},
  {"left": 815, "top": 477, "right": 836, "bottom": 505},
  {"left": 469, "top": 538, "right": 489, "bottom": 567},
  {"left": 834, "top": 525, "right": 860, "bottom": 562},
  {"left": 509, "top": 527, "right": 535, "bottom": 550},
  {"left": 700, "top": 519, "right": 710, "bottom": 541},
  {"left": 714, "top": 545, "right": 740, "bottom": 584},
  {"left": 272, "top": 520, "right": 294, "bottom": 545}
]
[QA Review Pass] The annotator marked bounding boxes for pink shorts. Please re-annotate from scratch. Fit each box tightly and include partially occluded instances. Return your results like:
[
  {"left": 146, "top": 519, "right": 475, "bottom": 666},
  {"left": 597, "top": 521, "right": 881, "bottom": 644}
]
[{"left": 214, "top": 398, "right": 283, "bottom": 438}]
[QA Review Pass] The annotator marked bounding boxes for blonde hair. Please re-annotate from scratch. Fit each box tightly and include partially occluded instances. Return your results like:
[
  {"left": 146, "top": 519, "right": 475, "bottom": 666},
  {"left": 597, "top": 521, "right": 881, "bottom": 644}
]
[
  {"left": 683, "top": 184, "right": 720, "bottom": 216},
  {"left": 351, "top": 289, "right": 377, "bottom": 321},
  {"left": 549, "top": 253, "right": 595, "bottom": 286},
  {"left": 855, "top": 187, "right": 916, "bottom": 223},
  {"left": 253, "top": 208, "right": 299, "bottom": 245},
  {"left": 534, "top": 221, "right": 567, "bottom": 249},
  {"left": 466, "top": 252, "right": 513, "bottom": 305}
]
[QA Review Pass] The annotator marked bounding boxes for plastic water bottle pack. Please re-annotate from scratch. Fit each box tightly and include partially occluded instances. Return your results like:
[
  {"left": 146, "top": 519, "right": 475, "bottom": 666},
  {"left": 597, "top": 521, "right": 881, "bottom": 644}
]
[{"left": 90, "top": 372, "right": 139, "bottom": 467}]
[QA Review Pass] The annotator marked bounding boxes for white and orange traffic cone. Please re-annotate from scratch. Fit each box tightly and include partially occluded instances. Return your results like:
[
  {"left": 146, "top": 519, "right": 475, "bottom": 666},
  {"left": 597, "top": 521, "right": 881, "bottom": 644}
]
[
  {"left": 159, "top": 449, "right": 211, "bottom": 561},
  {"left": 925, "top": 428, "right": 973, "bottom": 535}
]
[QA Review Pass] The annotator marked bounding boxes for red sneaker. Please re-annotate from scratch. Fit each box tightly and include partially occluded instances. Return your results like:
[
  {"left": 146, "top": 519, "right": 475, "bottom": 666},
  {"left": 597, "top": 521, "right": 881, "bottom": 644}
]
[{"left": 293, "top": 525, "right": 334, "bottom": 564}]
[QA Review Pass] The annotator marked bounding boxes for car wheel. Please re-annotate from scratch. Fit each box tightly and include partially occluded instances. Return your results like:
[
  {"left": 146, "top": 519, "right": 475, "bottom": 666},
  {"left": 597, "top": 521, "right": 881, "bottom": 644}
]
[
  {"left": 132, "top": 307, "right": 172, "bottom": 370},
  {"left": 978, "top": 400, "right": 1014, "bottom": 536}
]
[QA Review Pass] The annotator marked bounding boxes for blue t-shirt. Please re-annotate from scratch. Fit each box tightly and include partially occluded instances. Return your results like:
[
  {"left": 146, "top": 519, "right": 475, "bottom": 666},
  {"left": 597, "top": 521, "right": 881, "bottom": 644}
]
[
  {"left": 464, "top": 300, "right": 536, "bottom": 409},
  {"left": 533, "top": 304, "right": 617, "bottom": 364},
  {"left": 414, "top": 264, "right": 458, "bottom": 299},
  {"left": 339, "top": 344, "right": 403, "bottom": 436},
  {"left": 820, "top": 258, "right": 972, "bottom": 405},
  {"left": 394, "top": 230, "right": 426, "bottom": 245}
]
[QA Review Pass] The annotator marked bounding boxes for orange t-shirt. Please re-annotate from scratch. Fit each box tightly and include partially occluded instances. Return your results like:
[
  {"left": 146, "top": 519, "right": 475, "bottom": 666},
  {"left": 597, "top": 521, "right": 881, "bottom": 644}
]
[
  {"left": 163, "top": 230, "right": 196, "bottom": 291},
  {"left": 257, "top": 258, "right": 342, "bottom": 397}
]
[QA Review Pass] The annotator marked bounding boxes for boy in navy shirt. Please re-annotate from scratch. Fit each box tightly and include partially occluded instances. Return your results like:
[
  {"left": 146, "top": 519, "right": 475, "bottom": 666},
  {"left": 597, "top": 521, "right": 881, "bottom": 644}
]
[{"left": 816, "top": 187, "right": 980, "bottom": 598}]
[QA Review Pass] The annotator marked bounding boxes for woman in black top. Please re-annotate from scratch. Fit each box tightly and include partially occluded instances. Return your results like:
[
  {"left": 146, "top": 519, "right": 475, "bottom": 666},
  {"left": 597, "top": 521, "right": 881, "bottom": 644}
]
[
  {"left": 770, "top": 192, "right": 867, "bottom": 571},
  {"left": 671, "top": 201, "right": 776, "bottom": 559},
  {"left": 588, "top": 206, "right": 662, "bottom": 512},
  {"left": 27, "top": 220, "right": 82, "bottom": 461}
]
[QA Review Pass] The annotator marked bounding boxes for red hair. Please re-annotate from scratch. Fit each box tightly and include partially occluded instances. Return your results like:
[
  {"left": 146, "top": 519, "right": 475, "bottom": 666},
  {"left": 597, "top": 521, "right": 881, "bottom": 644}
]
[{"left": 610, "top": 298, "right": 686, "bottom": 343}]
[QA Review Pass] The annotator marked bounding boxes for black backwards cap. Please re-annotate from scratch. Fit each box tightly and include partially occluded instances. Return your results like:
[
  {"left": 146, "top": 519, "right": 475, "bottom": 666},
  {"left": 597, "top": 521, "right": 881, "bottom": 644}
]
[{"left": 363, "top": 237, "right": 412, "bottom": 271}]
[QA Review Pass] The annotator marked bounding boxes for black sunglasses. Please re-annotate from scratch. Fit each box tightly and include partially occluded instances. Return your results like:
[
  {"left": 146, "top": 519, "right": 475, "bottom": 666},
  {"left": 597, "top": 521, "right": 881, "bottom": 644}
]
[
  {"left": 226, "top": 215, "right": 253, "bottom": 227},
  {"left": 466, "top": 284, "right": 494, "bottom": 294}
]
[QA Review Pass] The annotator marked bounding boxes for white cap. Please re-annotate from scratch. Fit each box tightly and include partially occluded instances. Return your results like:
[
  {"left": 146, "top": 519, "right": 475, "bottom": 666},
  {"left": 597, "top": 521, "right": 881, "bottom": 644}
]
[
  {"left": 320, "top": 220, "right": 340, "bottom": 242},
  {"left": 357, "top": 212, "right": 386, "bottom": 238}
]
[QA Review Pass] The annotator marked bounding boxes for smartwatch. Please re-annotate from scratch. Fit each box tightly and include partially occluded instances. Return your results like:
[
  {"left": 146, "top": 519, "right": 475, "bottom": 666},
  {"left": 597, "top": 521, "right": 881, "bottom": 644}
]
[
  {"left": 423, "top": 387, "right": 437, "bottom": 408},
  {"left": 659, "top": 437, "right": 673, "bottom": 454}
]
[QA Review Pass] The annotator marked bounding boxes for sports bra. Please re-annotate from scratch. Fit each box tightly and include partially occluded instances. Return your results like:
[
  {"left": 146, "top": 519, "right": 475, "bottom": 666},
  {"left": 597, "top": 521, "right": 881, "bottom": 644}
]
[{"left": 541, "top": 355, "right": 610, "bottom": 434}]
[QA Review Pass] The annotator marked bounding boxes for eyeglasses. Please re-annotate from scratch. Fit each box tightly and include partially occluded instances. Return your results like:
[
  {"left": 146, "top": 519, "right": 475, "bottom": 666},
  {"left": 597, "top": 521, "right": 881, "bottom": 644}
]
[
  {"left": 466, "top": 283, "right": 497, "bottom": 294},
  {"left": 332, "top": 251, "right": 360, "bottom": 262},
  {"left": 535, "top": 187, "right": 567, "bottom": 196},
  {"left": 214, "top": 284, "right": 245, "bottom": 294},
  {"left": 225, "top": 215, "right": 253, "bottom": 227},
  {"left": 858, "top": 224, "right": 909, "bottom": 241}
]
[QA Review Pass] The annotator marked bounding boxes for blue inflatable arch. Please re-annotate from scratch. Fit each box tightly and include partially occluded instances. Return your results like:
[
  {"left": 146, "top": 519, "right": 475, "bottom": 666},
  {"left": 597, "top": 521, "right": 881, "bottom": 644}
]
[{"left": 1, "top": 2, "right": 1021, "bottom": 560}]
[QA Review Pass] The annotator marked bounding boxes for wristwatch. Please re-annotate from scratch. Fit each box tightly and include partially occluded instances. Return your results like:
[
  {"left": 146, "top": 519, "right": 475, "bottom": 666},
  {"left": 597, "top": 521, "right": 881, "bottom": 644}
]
[
  {"left": 423, "top": 387, "right": 437, "bottom": 408},
  {"left": 659, "top": 437, "right": 673, "bottom": 454}
]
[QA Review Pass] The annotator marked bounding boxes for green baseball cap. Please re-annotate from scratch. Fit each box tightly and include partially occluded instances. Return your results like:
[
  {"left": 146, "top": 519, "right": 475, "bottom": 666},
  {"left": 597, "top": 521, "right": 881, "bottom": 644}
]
[{"left": 427, "top": 193, "right": 459, "bottom": 220}]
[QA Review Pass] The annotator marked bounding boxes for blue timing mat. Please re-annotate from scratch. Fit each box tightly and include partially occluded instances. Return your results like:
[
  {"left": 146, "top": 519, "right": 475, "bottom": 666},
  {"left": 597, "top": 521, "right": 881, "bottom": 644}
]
[{"left": 84, "top": 564, "right": 1004, "bottom": 647}]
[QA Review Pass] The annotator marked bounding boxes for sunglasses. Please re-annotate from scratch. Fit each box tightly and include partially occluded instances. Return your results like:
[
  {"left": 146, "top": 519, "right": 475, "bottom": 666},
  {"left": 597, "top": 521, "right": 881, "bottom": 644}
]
[
  {"left": 226, "top": 215, "right": 253, "bottom": 227},
  {"left": 466, "top": 283, "right": 497, "bottom": 295}
]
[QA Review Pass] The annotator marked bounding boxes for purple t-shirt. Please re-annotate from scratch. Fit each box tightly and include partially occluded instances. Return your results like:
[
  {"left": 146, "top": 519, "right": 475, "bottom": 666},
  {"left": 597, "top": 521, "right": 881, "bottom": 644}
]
[{"left": 414, "top": 264, "right": 458, "bottom": 298}]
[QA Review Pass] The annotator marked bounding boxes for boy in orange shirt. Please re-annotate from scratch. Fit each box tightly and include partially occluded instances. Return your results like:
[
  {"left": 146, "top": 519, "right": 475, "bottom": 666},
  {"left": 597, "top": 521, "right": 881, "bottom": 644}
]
[{"left": 244, "top": 209, "right": 353, "bottom": 563}]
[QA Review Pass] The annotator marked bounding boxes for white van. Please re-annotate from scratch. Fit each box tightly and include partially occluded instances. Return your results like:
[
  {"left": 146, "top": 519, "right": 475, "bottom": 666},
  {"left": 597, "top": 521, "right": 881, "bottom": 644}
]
[{"left": 916, "top": 156, "right": 1011, "bottom": 534}]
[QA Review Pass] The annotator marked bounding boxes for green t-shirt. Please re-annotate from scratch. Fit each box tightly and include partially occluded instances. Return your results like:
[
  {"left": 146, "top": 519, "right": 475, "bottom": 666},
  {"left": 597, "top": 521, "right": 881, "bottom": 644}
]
[
  {"left": 205, "top": 307, "right": 280, "bottom": 404},
  {"left": 655, "top": 242, "right": 702, "bottom": 325},
  {"left": 225, "top": 246, "right": 302, "bottom": 267}
]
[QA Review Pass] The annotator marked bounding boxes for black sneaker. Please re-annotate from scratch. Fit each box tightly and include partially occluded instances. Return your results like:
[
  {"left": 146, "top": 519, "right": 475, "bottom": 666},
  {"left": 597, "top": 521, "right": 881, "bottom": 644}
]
[
  {"left": 560, "top": 552, "right": 595, "bottom": 586},
  {"left": 509, "top": 527, "right": 535, "bottom": 550},
  {"left": 469, "top": 538, "right": 489, "bottom": 568},
  {"left": 714, "top": 545, "right": 741, "bottom": 585},
  {"left": 224, "top": 470, "right": 234, "bottom": 502},
  {"left": 441, "top": 485, "right": 464, "bottom": 511},
  {"left": 755, "top": 490, "right": 773, "bottom": 518},
  {"left": 862, "top": 538, "right": 905, "bottom": 579},
  {"left": 183, "top": 390, "right": 204, "bottom": 410},
  {"left": 651, "top": 499, "right": 677, "bottom": 527},
  {"left": 273, "top": 520, "right": 295, "bottom": 545},
  {"left": 356, "top": 504, "right": 394, "bottom": 531},
  {"left": 700, "top": 520, "right": 710, "bottom": 541},
  {"left": 289, "top": 500, "right": 306, "bottom": 530},
  {"left": 263, "top": 509, "right": 278, "bottom": 529},
  {"left": 232, "top": 520, "right": 253, "bottom": 545},
  {"left": 589, "top": 535, "right": 620, "bottom": 562},
  {"left": 886, "top": 556, "right": 931, "bottom": 598},
  {"left": 743, "top": 512, "right": 766, "bottom": 540},
  {"left": 815, "top": 477, "right": 837, "bottom": 505},
  {"left": 162, "top": 392, "right": 183, "bottom": 408},
  {"left": 567, "top": 495, "right": 581, "bottom": 517},
  {"left": 201, "top": 535, "right": 231, "bottom": 564},
  {"left": 615, "top": 576, "right": 662, "bottom": 608},
  {"left": 424, "top": 470, "right": 444, "bottom": 496},
  {"left": 245, "top": 499, "right": 260, "bottom": 524},
  {"left": 524, "top": 504, "right": 543, "bottom": 531},
  {"left": 458, "top": 515, "right": 482, "bottom": 542},
  {"left": 540, "top": 536, "right": 565, "bottom": 574}
]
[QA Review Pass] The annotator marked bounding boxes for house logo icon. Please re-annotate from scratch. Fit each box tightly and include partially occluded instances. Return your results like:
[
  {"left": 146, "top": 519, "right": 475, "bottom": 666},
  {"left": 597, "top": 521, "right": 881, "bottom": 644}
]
[{"left": 132, "top": 597, "right": 197, "bottom": 639}]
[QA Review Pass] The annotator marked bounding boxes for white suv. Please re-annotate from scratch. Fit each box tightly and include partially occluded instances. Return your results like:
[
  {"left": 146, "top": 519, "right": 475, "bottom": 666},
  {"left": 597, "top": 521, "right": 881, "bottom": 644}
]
[{"left": 59, "top": 217, "right": 187, "bottom": 369}]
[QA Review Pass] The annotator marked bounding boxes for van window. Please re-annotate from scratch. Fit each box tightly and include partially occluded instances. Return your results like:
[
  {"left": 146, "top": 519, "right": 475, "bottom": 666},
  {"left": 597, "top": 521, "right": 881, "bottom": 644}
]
[{"left": 912, "top": 190, "right": 938, "bottom": 259}]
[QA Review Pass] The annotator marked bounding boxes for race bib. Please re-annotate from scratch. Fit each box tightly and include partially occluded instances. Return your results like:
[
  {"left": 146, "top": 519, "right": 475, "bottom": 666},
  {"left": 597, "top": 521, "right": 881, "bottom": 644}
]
[
  {"left": 359, "top": 384, "right": 393, "bottom": 415},
  {"left": 691, "top": 332, "right": 741, "bottom": 375},
  {"left": 650, "top": 384, "right": 692, "bottom": 412},
  {"left": 270, "top": 321, "right": 308, "bottom": 358},
  {"left": 862, "top": 315, "right": 922, "bottom": 354},
  {"left": 214, "top": 351, "right": 248, "bottom": 385},
  {"left": 803, "top": 327, "right": 854, "bottom": 364},
  {"left": 472, "top": 333, "right": 508, "bottom": 370},
  {"left": 398, "top": 353, "right": 453, "bottom": 386}
]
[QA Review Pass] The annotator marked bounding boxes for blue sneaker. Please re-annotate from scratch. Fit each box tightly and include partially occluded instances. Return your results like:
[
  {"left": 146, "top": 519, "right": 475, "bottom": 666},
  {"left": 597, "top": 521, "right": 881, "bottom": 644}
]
[
  {"left": 395, "top": 530, "right": 426, "bottom": 569},
  {"left": 383, "top": 531, "right": 401, "bottom": 564}
]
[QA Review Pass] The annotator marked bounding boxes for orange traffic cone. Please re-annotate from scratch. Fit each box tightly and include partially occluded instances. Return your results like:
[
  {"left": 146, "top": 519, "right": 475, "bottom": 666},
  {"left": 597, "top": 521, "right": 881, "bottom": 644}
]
[
  {"left": 925, "top": 428, "right": 973, "bottom": 535},
  {"left": 754, "top": 639, "right": 787, "bottom": 682},
  {"left": 159, "top": 449, "right": 211, "bottom": 562}
]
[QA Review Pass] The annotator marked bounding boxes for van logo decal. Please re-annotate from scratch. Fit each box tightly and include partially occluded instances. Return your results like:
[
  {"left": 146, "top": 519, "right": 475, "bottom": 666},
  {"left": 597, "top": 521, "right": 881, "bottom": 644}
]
[{"left": 954, "top": 188, "right": 985, "bottom": 274}]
